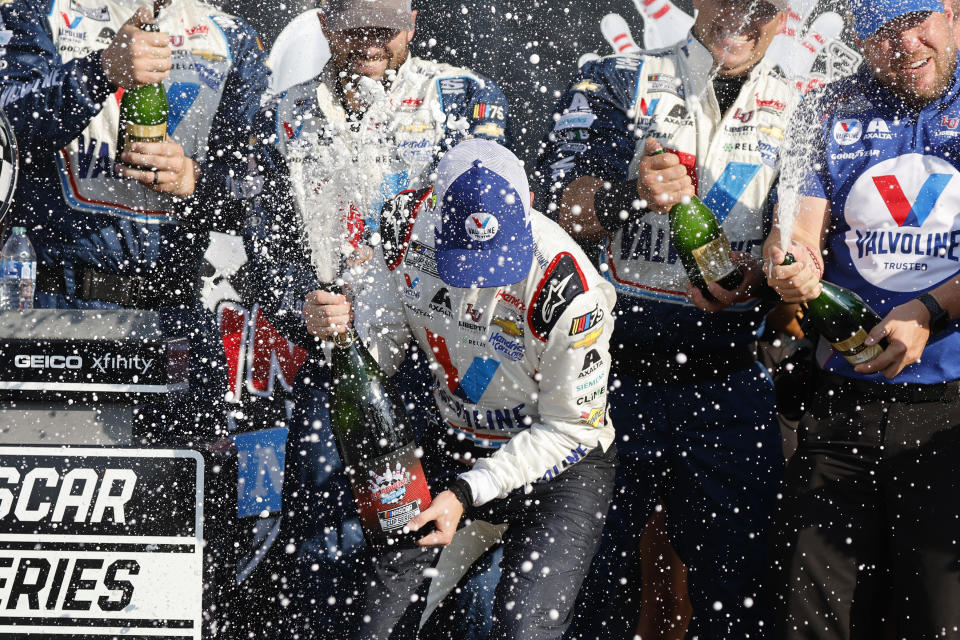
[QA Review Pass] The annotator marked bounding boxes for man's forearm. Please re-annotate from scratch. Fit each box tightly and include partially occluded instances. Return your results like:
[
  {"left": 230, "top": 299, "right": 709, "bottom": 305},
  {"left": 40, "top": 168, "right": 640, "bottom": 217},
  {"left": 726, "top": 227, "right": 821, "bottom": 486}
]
[{"left": 557, "top": 175, "right": 611, "bottom": 242}]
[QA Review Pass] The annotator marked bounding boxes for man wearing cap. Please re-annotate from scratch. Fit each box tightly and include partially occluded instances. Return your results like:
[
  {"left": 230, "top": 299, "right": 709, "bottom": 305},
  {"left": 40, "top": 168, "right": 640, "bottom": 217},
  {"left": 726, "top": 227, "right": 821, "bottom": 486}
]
[
  {"left": 244, "top": 2, "right": 511, "bottom": 631},
  {"left": 251, "top": 137, "right": 617, "bottom": 639},
  {"left": 252, "top": 0, "right": 510, "bottom": 298},
  {"left": 534, "top": 0, "right": 793, "bottom": 637},
  {"left": 764, "top": 0, "right": 960, "bottom": 636}
]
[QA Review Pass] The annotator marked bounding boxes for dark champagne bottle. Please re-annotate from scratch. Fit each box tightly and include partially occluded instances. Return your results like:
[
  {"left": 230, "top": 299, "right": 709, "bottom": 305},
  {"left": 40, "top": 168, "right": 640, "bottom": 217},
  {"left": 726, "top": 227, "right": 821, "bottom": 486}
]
[
  {"left": 117, "top": 21, "right": 168, "bottom": 157},
  {"left": 781, "top": 253, "right": 884, "bottom": 365},
  {"left": 669, "top": 195, "right": 743, "bottom": 299},
  {"left": 329, "top": 327, "right": 433, "bottom": 548}
]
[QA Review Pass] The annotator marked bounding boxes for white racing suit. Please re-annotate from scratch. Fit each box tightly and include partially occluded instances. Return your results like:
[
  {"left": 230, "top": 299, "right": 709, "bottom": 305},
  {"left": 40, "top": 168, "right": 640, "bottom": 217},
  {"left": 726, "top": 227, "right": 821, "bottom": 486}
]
[
  {"left": 241, "top": 57, "right": 511, "bottom": 636},
  {"left": 357, "top": 186, "right": 617, "bottom": 505},
  {"left": 346, "top": 186, "right": 618, "bottom": 640},
  {"left": 252, "top": 56, "right": 510, "bottom": 291}
]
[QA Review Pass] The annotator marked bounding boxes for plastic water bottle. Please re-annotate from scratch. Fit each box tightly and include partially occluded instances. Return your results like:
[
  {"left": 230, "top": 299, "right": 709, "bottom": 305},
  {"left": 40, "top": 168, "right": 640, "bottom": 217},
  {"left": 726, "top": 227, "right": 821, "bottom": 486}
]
[{"left": 0, "top": 227, "right": 36, "bottom": 311}]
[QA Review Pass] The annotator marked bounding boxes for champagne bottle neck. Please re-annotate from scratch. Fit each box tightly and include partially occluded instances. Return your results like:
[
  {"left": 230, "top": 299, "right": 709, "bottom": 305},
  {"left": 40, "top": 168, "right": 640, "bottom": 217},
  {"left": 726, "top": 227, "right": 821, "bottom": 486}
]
[{"left": 333, "top": 328, "right": 358, "bottom": 349}]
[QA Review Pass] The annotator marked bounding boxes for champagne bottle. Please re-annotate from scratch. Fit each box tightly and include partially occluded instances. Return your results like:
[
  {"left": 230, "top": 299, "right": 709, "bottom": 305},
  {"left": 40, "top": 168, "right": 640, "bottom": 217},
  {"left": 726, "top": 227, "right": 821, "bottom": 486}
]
[
  {"left": 329, "top": 327, "right": 433, "bottom": 548},
  {"left": 669, "top": 195, "right": 743, "bottom": 299},
  {"left": 781, "top": 253, "right": 884, "bottom": 365},
  {"left": 117, "top": 20, "right": 168, "bottom": 157}
]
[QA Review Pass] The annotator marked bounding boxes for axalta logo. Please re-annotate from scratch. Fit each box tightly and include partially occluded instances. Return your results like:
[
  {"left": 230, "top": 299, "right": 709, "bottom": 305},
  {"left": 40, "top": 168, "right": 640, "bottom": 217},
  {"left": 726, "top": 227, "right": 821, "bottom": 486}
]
[
  {"left": 845, "top": 153, "right": 960, "bottom": 292},
  {"left": 14, "top": 355, "right": 82, "bottom": 369},
  {"left": 866, "top": 118, "right": 892, "bottom": 140},
  {"left": 833, "top": 119, "right": 862, "bottom": 145}
]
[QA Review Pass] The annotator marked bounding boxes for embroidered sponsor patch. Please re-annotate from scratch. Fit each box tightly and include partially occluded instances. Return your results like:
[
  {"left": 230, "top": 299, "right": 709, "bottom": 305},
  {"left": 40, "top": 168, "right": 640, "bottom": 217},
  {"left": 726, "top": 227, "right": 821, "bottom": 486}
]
[
  {"left": 528, "top": 253, "right": 587, "bottom": 341},
  {"left": 569, "top": 304, "right": 604, "bottom": 335},
  {"left": 579, "top": 407, "right": 606, "bottom": 428}
]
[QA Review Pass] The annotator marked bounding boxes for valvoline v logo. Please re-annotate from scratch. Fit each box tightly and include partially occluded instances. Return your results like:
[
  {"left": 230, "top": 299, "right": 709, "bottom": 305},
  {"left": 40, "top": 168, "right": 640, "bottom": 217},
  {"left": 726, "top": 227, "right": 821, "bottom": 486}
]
[
  {"left": 403, "top": 272, "right": 421, "bottom": 300},
  {"left": 639, "top": 97, "right": 660, "bottom": 117},
  {"left": 425, "top": 329, "right": 499, "bottom": 403},
  {"left": 844, "top": 153, "right": 960, "bottom": 293},
  {"left": 61, "top": 12, "right": 82, "bottom": 28},
  {"left": 872, "top": 173, "right": 951, "bottom": 227},
  {"left": 833, "top": 119, "right": 862, "bottom": 145}
]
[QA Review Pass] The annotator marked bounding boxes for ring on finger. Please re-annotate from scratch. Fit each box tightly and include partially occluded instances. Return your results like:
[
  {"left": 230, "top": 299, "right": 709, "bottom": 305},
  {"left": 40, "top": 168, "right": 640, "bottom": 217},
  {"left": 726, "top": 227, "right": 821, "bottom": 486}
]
[{"left": 152, "top": 170, "right": 159, "bottom": 186}]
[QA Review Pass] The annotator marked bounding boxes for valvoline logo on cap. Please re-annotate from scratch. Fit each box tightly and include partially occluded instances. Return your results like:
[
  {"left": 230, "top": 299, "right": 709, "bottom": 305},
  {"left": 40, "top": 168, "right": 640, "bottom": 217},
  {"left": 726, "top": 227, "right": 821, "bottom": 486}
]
[
  {"left": 434, "top": 159, "right": 534, "bottom": 288},
  {"left": 465, "top": 213, "right": 500, "bottom": 242}
]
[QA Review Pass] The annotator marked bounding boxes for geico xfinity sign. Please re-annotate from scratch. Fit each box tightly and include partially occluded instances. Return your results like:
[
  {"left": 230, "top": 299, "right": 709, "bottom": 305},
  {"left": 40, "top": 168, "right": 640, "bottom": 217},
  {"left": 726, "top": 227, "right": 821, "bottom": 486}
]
[
  {"left": 0, "top": 447, "right": 203, "bottom": 639},
  {"left": 13, "top": 354, "right": 82, "bottom": 369}
]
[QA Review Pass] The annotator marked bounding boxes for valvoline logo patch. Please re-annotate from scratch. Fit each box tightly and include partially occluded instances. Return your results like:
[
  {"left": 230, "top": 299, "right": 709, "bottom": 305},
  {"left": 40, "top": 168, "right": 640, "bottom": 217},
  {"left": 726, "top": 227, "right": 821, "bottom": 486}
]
[
  {"left": 844, "top": 153, "right": 960, "bottom": 292},
  {"left": 465, "top": 212, "right": 499, "bottom": 242},
  {"left": 833, "top": 119, "right": 862, "bottom": 145}
]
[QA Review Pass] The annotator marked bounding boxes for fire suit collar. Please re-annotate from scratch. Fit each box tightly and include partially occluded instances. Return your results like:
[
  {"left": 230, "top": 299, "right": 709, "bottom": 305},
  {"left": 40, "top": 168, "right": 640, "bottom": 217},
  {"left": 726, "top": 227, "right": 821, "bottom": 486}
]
[
  {"left": 681, "top": 33, "right": 775, "bottom": 118},
  {"left": 680, "top": 33, "right": 716, "bottom": 99},
  {"left": 111, "top": 0, "right": 174, "bottom": 8}
]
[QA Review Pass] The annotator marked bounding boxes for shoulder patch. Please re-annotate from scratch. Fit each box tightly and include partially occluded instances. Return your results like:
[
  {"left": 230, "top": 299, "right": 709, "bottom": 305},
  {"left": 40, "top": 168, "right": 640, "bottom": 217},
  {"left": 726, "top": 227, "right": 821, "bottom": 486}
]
[
  {"left": 437, "top": 75, "right": 470, "bottom": 111},
  {"left": 380, "top": 186, "right": 433, "bottom": 270},
  {"left": 528, "top": 252, "right": 588, "bottom": 341}
]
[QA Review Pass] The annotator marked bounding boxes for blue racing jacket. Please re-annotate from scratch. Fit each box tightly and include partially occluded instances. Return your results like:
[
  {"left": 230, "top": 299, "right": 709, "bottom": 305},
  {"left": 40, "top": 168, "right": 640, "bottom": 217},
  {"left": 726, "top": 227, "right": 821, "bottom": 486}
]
[
  {"left": 0, "top": 0, "right": 268, "bottom": 298},
  {"left": 799, "top": 60, "right": 960, "bottom": 384}
]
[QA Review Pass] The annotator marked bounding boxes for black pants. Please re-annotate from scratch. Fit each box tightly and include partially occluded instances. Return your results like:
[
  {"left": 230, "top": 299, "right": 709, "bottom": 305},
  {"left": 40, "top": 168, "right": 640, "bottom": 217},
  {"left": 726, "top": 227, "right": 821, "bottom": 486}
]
[
  {"left": 771, "top": 373, "right": 960, "bottom": 640},
  {"left": 356, "top": 444, "right": 617, "bottom": 640}
]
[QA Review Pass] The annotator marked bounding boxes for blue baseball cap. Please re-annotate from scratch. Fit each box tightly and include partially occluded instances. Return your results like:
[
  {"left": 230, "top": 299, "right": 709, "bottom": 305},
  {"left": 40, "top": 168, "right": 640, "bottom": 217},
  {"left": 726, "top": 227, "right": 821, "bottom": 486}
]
[
  {"left": 433, "top": 139, "right": 534, "bottom": 288},
  {"left": 850, "top": 0, "right": 944, "bottom": 38}
]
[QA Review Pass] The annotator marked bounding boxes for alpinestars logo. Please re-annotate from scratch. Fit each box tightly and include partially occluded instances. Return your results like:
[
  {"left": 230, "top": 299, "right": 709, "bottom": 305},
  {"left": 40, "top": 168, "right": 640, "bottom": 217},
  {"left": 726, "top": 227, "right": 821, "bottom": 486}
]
[
  {"left": 529, "top": 253, "right": 587, "bottom": 341},
  {"left": 368, "top": 463, "right": 411, "bottom": 505},
  {"left": 541, "top": 273, "right": 574, "bottom": 324}
]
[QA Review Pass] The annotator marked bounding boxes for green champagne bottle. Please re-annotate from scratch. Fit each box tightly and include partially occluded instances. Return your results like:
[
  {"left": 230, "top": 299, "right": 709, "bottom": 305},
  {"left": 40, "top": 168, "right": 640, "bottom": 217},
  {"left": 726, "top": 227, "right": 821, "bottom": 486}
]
[
  {"left": 117, "top": 21, "right": 168, "bottom": 157},
  {"left": 781, "top": 253, "right": 884, "bottom": 365},
  {"left": 669, "top": 195, "right": 743, "bottom": 299},
  {"left": 329, "top": 327, "right": 433, "bottom": 548}
]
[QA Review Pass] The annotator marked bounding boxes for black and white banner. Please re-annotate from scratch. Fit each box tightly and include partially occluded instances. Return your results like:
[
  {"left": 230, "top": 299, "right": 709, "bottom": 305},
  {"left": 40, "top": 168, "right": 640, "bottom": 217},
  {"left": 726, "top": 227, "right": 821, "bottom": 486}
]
[{"left": 0, "top": 447, "right": 203, "bottom": 639}]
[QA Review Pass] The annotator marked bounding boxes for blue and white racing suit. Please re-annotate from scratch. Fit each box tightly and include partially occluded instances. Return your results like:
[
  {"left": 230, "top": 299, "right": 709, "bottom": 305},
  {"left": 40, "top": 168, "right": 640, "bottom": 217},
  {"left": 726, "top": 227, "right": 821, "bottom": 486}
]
[
  {"left": 536, "top": 35, "right": 793, "bottom": 639},
  {"left": 242, "top": 57, "right": 512, "bottom": 637},
  {"left": 0, "top": 0, "right": 269, "bottom": 437}
]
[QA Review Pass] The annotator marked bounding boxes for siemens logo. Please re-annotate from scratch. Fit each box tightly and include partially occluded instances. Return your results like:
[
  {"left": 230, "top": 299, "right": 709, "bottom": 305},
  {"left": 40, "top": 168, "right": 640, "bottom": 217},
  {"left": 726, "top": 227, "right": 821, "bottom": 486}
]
[{"left": 14, "top": 355, "right": 82, "bottom": 369}]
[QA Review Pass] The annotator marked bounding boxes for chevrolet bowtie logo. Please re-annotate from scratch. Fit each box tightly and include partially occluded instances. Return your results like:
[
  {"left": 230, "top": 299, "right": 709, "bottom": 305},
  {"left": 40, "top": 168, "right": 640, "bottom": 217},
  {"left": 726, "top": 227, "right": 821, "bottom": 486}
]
[
  {"left": 491, "top": 317, "right": 523, "bottom": 337},
  {"left": 572, "top": 79, "right": 600, "bottom": 92},
  {"left": 192, "top": 49, "right": 226, "bottom": 62}
]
